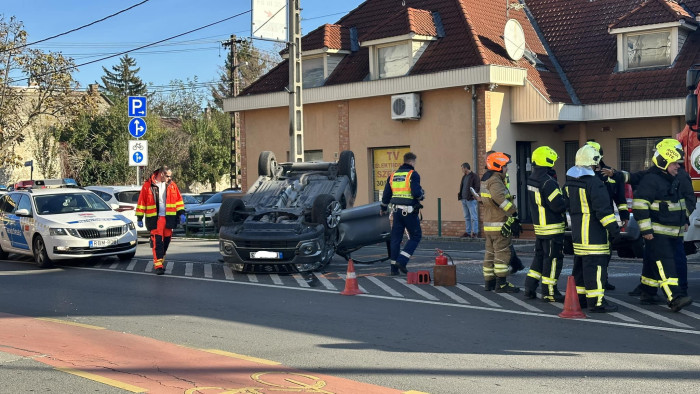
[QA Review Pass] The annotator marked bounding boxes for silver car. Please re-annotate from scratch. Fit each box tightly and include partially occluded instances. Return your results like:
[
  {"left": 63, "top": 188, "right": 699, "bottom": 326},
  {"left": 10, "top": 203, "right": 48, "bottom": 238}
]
[{"left": 185, "top": 191, "right": 242, "bottom": 231}]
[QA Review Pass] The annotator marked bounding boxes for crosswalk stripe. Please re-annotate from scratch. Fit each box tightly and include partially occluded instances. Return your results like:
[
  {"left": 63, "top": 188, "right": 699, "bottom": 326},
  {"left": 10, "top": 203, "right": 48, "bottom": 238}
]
[
  {"left": 395, "top": 279, "right": 439, "bottom": 301},
  {"left": 204, "top": 264, "right": 213, "bottom": 278},
  {"left": 606, "top": 296, "right": 693, "bottom": 329},
  {"left": 549, "top": 303, "right": 641, "bottom": 323},
  {"left": 312, "top": 272, "right": 337, "bottom": 290},
  {"left": 270, "top": 274, "right": 283, "bottom": 285},
  {"left": 339, "top": 274, "right": 368, "bottom": 293},
  {"left": 145, "top": 262, "right": 153, "bottom": 272},
  {"left": 433, "top": 286, "right": 470, "bottom": 304},
  {"left": 185, "top": 263, "right": 193, "bottom": 277},
  {"left": 126, "top": 259, "right": 137, "bottom": 271},
  {"left": 165, "top": 261, "right": 174, "bottom": 274},
  {"left": 223, "top": 265, "right": 234, "bottom": 280},
  {"left": 247, "top": 274, "right": 258, "bottom": 283},
  {"left": 367, "top": 276, "right": 403, "bottom": 296},
  {"left": 455, "top": 284, "right": 501, "bottom": 308},
  {"left": 292, "top": 274, "right": 310, "bottom": 288},
  {"left": 676, "top": 308, "right": 700, "bottom": 320},
  {"left": 497, "top": 293, "right": 543, "bottom": 312},
  {"left": 109, "top": 262, "right": 119, "bottom": 269}
]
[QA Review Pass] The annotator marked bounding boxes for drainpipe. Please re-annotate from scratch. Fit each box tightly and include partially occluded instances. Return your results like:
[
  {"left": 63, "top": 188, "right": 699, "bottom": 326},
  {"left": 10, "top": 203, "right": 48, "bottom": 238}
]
[{"left": 471, "top": 85, "right": 479, "bottom": 172}]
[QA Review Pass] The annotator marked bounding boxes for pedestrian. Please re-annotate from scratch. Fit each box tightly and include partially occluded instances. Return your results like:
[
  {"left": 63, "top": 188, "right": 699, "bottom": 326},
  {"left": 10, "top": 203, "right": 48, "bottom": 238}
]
[
  {"left": 381, "top": 152, "right": 425, "bottom": 276},
  {"left": 458, "top": 162, "right": 480, "bottom": 238},
  {"left": 524, "top": 146, "right": 567, "bottom": 302},
  {"left": 135, "top": 165, "right": 186, "bottom": 275},
  {"left": 631, "top": 139, "right": 693, "bottom": 311},
  {"left": 480, "top": 152, "right": 520, "bottom": 292},
  {"left": 563, "top": 144, "right": 622, "bottom": 312}
]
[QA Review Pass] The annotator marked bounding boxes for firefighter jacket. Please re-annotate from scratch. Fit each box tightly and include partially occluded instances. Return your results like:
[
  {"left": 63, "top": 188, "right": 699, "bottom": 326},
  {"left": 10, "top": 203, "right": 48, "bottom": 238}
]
[
  {"left": 480, "top": 170, "right": 517, "bottom": 233},
  {"left": 135, "top": 175, "right": 185, "bottom": 230},
  {"left": 625, "top": 167, "right": 695, "bottom": 220},
  {"left": 632, "top": 166, "right": 687, "bottom": 238},
  {"left": 564, "top": 166, "right": 621, "bottom": 255},
  {"left": 527, "top": 166, "right": 567, "bottom": 238},
  {"left": 596, "top": 163, "right": 629, "bottom": 221},
  {"left": 381, "top": 163, "right": 424, "bottom": 209}
]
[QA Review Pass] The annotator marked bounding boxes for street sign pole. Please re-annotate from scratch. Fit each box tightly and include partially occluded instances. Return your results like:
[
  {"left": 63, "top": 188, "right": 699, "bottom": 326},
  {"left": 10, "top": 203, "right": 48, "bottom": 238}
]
[{"left": 128, "top": 96, "right": 148, "bottom": 185}]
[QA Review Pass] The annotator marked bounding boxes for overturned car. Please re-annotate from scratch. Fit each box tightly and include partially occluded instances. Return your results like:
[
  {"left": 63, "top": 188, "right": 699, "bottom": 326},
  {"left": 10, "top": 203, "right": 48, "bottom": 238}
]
[{"left": 218, "top": 150, "right": 391, "bottom": 273}]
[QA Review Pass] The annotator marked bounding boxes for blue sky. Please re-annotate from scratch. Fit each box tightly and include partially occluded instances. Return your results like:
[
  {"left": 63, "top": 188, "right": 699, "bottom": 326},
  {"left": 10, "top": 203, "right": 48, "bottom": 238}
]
[{"left": 3, "top": 0, "right": 365, "bottom": 95}]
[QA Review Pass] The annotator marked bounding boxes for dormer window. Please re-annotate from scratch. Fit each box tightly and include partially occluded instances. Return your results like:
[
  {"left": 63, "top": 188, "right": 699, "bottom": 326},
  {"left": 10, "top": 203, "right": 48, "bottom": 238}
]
[
  {"left": 625, "top": 30, "right": 671, "bottom": 70},
  {"left": 302, "top": 56, "right": 325, "bottom": 88},
  {"left": 377, "top": 43, "right": 410, "bottom": 79}
]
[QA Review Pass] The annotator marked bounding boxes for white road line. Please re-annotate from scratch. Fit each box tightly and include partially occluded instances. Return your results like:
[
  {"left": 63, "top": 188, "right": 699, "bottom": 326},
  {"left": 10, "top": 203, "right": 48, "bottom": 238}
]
[
  {"left": 223, "top": 265, "right": 234, "bottom": 280},
  {"left": 365, "top": 276, "right": 402, "bottom": 296},
  {"left": 292, "top": 274, "right": 310, "bottom": 288},
  {"left": 270, "top": 274, "right": 283, "bottom": 285},
  {"left": 606, "top": 296, "right": 693, "bottom": 329},
  {"left": 455, "top": 284, "right": 501, "bottom": 308},
  {"left": 126, "top": 260, "right": 137, "bottom": 271},
  {"left": 675, "top": 308, "right": 700, "bottom": 320},
  {"left": 312, "top": 272, "right": 337, "bottom": 290},
  {"left": 339, "top": 274, "right": 368, "bottom": 293},
  {"left": 395, "top": 279, "right": 439, "bottom": 301},
  {"left": 433, "top": 286, "right": 470, "bottom": 304},
  {"left": 497, "top": 293, "right": 543, "bottom": 312},
  {"left": 548, "top": 302, "right": 640, "bottom": 323},
  {"left": 165, "top": 261, "right": 174, "bottom": 275},
  {"left": 185, "top": 263, "right": 193, "bottom": 277},
  {"left": 145, "top": 262, "right": 153, "bottom": 272},
  {"left": 204, "top": 264, "right": 213, "bottom": 279},
  {"left": 109, "top": 262, "right": 119, "bottom": 269},
  {"left": 247, "top": 274, "right": 258, "bottom": 283}
]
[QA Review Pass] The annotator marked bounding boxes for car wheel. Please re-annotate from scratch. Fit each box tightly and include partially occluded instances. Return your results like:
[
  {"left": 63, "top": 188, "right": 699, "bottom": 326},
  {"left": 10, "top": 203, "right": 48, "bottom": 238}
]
[
  {"left": 118, "top": 251, "right": 136, "bottom": 261},
  {"left": 33, "top": 235, "right": 53, "bottom": 268},
  {"left": 312, "top": 194, "right": 341, "bottom": 229},
  {"left": 317, "top": 226, "right": 338, "bottom": 269},
  {"left": 220, "top": 198, "right": 245, "bottom": 227},
  {"left": 258, "top": 151, "right": 277, "bottom": 177},
  {"left": 338, "top": 151, "right": 357, "bottom": 198}
]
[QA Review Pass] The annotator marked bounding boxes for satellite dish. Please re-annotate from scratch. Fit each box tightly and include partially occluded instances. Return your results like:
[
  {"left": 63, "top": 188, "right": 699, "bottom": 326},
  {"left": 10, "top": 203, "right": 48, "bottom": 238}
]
[{"left": 504, "top": 19, "right": 525, "bottom": 61}]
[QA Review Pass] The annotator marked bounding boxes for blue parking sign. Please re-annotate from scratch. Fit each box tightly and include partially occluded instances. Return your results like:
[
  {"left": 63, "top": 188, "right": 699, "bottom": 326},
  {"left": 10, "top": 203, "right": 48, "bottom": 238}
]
[
  {"left": 128, "top": 96, "right": 147, "bottom": 117},
  {"left": 128, "top": 117, "right": 147, "bottom": 138}
]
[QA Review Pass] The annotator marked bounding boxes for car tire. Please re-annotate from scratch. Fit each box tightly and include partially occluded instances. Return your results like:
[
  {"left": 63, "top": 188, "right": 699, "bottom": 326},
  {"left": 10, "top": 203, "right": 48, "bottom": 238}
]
[
  {"left": 312, "top": 194, "right": 341, "bottom": 229},
  {"left": 220, "top": 198, "right": 245, "bottom": 227},
  {"left": 118, "top": 251, "right": 136, "bottom": 261},
  {"left": 33, "top": 235, "right": 53, "bottom": 268},
  {"left": 258, "top": 151, "right": 277, "bottom": 177},
  {"left": 338, "top": 150, "right": 357, "bottom": 198}
]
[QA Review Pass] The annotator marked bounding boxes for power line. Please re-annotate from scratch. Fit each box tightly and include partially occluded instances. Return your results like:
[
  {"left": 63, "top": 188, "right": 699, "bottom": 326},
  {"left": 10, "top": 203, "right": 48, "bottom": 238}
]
[{"left": 2, "top": 0, "right": 151, "bottom": 53}]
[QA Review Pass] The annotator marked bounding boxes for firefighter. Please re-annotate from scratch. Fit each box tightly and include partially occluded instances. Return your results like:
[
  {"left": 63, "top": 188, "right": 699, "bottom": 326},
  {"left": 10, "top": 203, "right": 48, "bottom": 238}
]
[
  {"left": 524, "top": 146, "right": 567, "bottom": 302},
  {"left": 481, "top": 152, "right": 520, "bottom": 293},
  {"left": 632, "top": 139, "right": 693, "bottom": 312},
  {"left": 564, "top": 145, "right": 622, "bottom": 312},
  {"left": 136, "top": 166, "right": 186, "bottom": 275},
  {"left": 381, "top": 152, "right": 425, "bottom": 276}
]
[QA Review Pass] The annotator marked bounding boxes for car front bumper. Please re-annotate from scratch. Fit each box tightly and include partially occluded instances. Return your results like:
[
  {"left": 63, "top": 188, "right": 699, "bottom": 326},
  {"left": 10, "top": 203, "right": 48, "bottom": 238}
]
[{"left": 46, "top": 232, "right": 138, "bottom": 260}]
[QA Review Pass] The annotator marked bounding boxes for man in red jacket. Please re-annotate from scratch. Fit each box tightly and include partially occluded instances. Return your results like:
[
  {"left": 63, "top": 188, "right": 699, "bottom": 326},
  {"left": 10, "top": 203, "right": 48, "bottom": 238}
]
[{"left": 135, "top": 166, "right": 185, "bottom": 275}]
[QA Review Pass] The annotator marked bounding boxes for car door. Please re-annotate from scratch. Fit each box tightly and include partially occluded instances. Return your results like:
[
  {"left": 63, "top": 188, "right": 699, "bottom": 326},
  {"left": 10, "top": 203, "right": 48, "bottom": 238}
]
[
  {"left": 1, "top": 193, "right": 31, "bottom": 253},
  {"left": 0, "top": 194, "right": 11, "bottom": 252}
]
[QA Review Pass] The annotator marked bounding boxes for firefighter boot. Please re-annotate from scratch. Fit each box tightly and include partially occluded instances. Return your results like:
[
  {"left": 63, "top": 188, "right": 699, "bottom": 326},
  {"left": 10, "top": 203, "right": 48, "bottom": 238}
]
[
  {"left": 154, "top": 259, "right": 165, "bottom": 275},
  {"left": 669, "top": 296, "right": 693, "bottom": 313},
  {"left": 588, "top": 299, "right": 618, "bottom": 313},
  {"left": 484, "top": 278, "right": 496, "bottom": 291},
  {"left": 495, "top": 276, "right": 520, "bottom": 293},
  {"left": 640, "top": 292, "right": 662, "bottom": 305},
  {"left": 541, "top": 285, "right": 565, "bottom": 303},
  {"left": 523, "top": 276, "right": 538, "bottom": 299}
]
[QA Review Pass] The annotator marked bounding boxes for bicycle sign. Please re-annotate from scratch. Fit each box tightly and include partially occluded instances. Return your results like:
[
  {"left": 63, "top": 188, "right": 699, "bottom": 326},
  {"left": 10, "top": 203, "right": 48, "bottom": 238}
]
[{"left": 128, "top": 139, "right": 148, "bottom": 166}]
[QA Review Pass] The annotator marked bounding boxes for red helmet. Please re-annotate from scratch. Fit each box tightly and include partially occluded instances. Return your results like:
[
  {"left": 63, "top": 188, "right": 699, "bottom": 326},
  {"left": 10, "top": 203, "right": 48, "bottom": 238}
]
[{"left": 486, "top": 152, "right": 511, "bottom": 172}]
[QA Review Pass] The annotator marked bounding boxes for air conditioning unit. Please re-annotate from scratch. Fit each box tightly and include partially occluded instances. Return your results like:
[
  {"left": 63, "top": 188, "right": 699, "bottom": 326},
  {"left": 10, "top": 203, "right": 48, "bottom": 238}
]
[{"left": 391, "top": 93, "right": 421, "bottom": 120}]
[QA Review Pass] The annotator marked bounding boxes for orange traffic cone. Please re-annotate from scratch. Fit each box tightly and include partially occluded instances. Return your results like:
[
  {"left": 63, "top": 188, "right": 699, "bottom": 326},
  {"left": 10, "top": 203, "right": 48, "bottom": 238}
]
[
  {"left": 341, "top": 259, "right": 364, "bottom": 296},
  {"left": 558, "top": 276, "right": 586, "bottom": 319}
]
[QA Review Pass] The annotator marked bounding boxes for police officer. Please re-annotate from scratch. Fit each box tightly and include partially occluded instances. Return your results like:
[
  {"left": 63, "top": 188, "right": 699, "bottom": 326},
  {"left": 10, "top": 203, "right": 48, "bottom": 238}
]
[
  {"left": 524, "top": 146, "right": 567, "bottom": 302},
  {"left": 481, "top": 152, "right": 520, "bottom": 292},
  {"left": 564, "top": 145, "right": 622, "bottom": 312},
  {"left": 381, "top": 152, "right": 425, "bottom": 276},
  {"left": 632, "top": 139, "right": 693, "bottom": 312}
]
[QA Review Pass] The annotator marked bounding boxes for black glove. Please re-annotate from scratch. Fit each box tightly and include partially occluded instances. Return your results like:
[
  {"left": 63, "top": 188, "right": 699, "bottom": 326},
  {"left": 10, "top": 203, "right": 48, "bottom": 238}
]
[{"left": 501, "top": 216, "right": 520, "bottom": 238}]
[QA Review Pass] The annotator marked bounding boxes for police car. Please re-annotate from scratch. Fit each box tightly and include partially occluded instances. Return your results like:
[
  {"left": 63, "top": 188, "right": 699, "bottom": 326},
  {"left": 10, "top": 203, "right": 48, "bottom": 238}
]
[{"left": 0, "top": 186, "right": 137, "bottom": 268}]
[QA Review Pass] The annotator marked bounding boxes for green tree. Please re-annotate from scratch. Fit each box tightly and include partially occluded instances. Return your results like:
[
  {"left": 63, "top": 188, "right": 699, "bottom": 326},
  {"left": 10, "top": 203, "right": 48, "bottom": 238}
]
[
  {"left": 99, "top": 54, "right": 147, "bottom": 100},
  {"left": 150, "top": 77, "right": 205, "bottom": 120},
  {"left": 180, "top": 109, "right": 229, "bottom": 191}
]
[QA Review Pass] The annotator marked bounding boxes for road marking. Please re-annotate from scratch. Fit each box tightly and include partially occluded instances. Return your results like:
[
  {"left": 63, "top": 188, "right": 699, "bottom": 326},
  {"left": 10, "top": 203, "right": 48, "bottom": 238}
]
[
  {"left": 247, "top": 273, "right": 258, "bottom": 283},
  {"left": 200, "top": 349, "right": 281, "bottom": 365},
  {"left": 548, "top": 303, "right": 640, "bottom": 323},
  {"left": 606, "top": 296, "right": 693, "bottom": 329},
  {"left": 165, "top": 261, "right": 174, "bottom": 274},
  {"left": 433, "top": 286, "right": 470, "bottom": 304},
  {"left": 339, "top": 274, "right": 368, "bottom": 293},
  {"left": 365, "top": 276, "right": 402, "bottom": 297},
  {"left": 204, "top": 263, "right": 213, "bottom": 278},
  {"left": 497, "top": 293, "right": 543, "bottom": 312},
  {"left": 313, "top": 272, "right": 337, "bottom": 290},
  {"left": 395, "top": 279, "right": 439, "bottom": 301},
  {"left": 126, "top": 259, "right": 137, "bottom": 271},
  {"left": 185, "top": 263, "right": 193, "bottom": 276},
  {"left": 270, "top": 274, "right": 283, "bottom": 285},
  {"left": 36, "top": 317, "right": 105, "bottom": 330},
  {"left": 144, "top": 262, "right": 153, "bottom": 272},
  {"left": 109, "top": 261, "right": 119, "bottom": 269},
  {"left": 455, "top": 284, "right": 501, "bottom": 308},
  {"left": 56, "top": 367, "right": 146, "bottom": 393},
  {"left": 675, "top": 308, "right": 700, "bottom": 320},
  {"left": 292, "top": 274, "right": 310, "bottom": 288},
  {"left": 223, "top": 265, "right": 235, "bottom": 280}
]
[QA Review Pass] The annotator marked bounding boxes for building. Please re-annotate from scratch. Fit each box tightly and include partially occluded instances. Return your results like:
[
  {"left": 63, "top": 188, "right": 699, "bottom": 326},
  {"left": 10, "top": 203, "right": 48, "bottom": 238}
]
[{"left": 224, "top": 0, "right": 700, "bottom": 236}]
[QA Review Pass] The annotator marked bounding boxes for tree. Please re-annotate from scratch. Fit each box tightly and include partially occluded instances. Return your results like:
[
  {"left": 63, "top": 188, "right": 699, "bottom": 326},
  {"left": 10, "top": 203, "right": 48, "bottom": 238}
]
[
  {"left": 180, "top": 109, "right": 230, "bottom": 191},
  {"left": 99, "top": 54, "right": 147, "bottom": 100},
  {"left": 150, "top": 78, "right": 206, "bottom": 120}
]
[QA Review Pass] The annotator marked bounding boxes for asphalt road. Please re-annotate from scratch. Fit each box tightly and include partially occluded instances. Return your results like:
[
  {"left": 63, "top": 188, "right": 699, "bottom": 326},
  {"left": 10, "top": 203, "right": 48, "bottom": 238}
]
[{"left": 1, "top": 238, "right": 699, "bottom": 393}]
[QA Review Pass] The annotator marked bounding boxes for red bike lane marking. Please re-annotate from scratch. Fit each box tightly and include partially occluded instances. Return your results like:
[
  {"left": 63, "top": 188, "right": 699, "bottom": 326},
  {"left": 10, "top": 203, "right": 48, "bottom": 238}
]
[{"left": 0, "top": 313, "right": 407, "bottom": 394}]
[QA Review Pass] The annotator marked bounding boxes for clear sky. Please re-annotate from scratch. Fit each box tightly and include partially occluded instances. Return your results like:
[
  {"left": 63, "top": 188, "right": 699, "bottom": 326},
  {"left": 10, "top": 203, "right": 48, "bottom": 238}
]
[{"left": 3, "top": 0, "right": 365, "bottom": 95}]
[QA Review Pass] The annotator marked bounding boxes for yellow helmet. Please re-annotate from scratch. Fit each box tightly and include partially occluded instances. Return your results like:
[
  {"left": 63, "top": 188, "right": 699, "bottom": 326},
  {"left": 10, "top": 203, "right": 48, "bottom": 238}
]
[
  {"left": 652, "top": 138, "right": 684, "bottom": 170},
  {"left": 531, "top": 146, "right": 558, "bottom": 167},
  {"left": 586, "top": 141, "right": 603, "bottom": 156},
  {"left": 575, "top": 144, "right": 601, "bottom": 167}
]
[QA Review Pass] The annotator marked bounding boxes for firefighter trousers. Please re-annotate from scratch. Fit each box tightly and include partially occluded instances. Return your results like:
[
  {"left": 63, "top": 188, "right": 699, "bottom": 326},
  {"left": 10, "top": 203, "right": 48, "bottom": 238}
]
[
  {"left": 484, "top": 232, "right": 512, "bottom": 280},
  {"left": 641, "top": 235, "right": 681, "bottom": 302},
  {"left": 572, "top": 253, "right": 609, "bottom": 308},
  {"left": 524, "top": 234, "right": 564, "bottom": 296},
  {"left": 390, "top": 210, "right": 422, "bottom": 267},
  {"left": 150, "top": 216, "right": 173, "bottom": 270}
]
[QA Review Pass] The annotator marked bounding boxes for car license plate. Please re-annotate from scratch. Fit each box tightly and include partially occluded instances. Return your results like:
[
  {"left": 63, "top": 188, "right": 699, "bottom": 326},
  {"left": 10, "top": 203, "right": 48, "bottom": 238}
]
[
  {"left": 250, "top": 251, "right": 282, "bottom": 259},
  {"left": 89, "top": 239, "right": 117, "bottom": 248}
]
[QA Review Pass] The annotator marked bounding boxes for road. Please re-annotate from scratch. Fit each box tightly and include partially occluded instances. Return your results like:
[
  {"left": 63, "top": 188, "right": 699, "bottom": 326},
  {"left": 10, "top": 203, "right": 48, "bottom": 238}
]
[{"left": 1, "top": 238, "right": 699, "bottom": 393}]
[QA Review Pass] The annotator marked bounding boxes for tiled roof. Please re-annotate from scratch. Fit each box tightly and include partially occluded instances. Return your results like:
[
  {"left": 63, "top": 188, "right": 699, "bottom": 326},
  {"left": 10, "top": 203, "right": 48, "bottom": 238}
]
[
  {"left": 279, "top": 24, "right": 351, "bottom": 55},
  {"left": 609, "top": 0, "right": 695, "bottom": 30},
  {"left": 527, "top": 0, "right": 700, "bottom": 104},
  {"left": 360, "top": 7, "right": 437, "bottom": 43}
]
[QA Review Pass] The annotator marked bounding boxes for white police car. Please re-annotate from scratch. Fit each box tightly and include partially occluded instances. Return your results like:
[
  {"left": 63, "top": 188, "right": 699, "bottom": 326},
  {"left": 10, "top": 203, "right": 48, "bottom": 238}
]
[{"left": 0, "top": 187, "right": 137, "bottom": 267}]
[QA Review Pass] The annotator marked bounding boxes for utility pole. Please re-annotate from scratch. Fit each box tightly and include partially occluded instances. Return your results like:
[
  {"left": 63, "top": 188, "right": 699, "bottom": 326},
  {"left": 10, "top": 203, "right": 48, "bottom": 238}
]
[
  {"left": 289, "top": 0, "right": 304, "bottom": 162},
  {"left": 222, "top": 35, "right": 243, "bottom": 189}
]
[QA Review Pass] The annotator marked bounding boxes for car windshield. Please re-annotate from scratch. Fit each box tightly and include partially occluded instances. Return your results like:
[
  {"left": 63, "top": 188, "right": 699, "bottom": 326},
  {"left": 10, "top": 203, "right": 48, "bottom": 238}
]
[
  {"left": 203, "top": 193, "right": 223, "bottom": 204},
  {"left": 183, "top": 194, "right": 199, "bottom": 204},
  {"left": 115, "top": 191, "right": 140, "bottom": 204},
  {"left": 34, "top": 193, "right": 112, "bottom": 215}
]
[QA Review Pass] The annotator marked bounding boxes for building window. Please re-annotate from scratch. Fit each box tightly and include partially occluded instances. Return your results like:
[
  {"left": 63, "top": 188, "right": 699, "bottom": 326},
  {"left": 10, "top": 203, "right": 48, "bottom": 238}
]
[
  {"left": 302, "top": 57, "right": 324, "bottom": 88},
  {"left": 564, "top": 141, "right": 578, "bottom": 171},
  {"left": 378, "top": 44, "right": 409, "bottom": 79},
  {"left": 625, "top": 30, "right": 671, "bottom": 70},
  {"left": 619, "top": 137, "right": 665, "bottom": 173}
]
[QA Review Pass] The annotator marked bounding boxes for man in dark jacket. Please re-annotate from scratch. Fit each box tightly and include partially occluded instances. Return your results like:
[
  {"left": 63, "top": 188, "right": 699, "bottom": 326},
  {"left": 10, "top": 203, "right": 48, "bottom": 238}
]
[{"left": 459, "top": 162, "right": 480, "bottom": 238}]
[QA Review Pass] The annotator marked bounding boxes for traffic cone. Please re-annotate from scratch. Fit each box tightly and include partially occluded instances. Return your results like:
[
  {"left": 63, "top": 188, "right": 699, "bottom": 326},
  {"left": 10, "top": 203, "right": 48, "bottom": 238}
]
[
  {"left": 341, "top": 259, "right": 364, "bottom": 296},
  {"left": 558, "top": 276, "right": 586, "bottom": 319}
]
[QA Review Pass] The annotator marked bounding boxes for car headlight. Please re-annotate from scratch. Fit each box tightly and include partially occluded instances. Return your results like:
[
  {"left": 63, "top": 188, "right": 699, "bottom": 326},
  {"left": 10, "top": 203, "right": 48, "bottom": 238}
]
[
  {"left": 127, "top": 222, "right": 135, "bottom": 230},
  {"left": 49, "top": 228, "right": 67, "bottom": 236},
  {"left": 204, "top": 208, "right": 215, "bottom": 214}
]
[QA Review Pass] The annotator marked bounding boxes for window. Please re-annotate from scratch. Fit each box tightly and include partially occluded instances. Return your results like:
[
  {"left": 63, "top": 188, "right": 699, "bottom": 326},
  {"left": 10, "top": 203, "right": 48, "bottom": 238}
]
[
  {"left": 16, "top": 195, "right": 32, "bottom": 215},
  {"left": 564, "top": 141, "right": 578, "bottom": 171},
  {"left": 626, "top": 31, "right": 671, "bottom": 69},
  {"left": 302, "top": 57, "right": 324, "bottom": 88},
  {"left": 619, "top": 137, "right": 665, "bottom": 173},
  {"left": 371, "top": 146, "right": 411, "bottom": 202},
  {"left": 378, "top": 44, "right": 409, "bottom": 79}
]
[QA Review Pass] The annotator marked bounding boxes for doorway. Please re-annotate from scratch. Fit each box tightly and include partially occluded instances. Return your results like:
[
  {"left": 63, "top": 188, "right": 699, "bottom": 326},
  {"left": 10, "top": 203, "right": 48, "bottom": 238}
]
[{"left": 515, "top": 141, "right": 532, "bottom": 223}]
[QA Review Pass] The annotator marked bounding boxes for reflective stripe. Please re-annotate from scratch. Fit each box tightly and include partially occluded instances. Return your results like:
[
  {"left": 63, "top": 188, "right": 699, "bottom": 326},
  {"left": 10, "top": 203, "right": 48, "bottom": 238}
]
[
  {"left": 579, "top": 188, "right": 590, "bottom": 245},
  {"left": 576, "top": 286, "right": 586, "bottom": 295},
  {"left": 638, "top": 218, "right": 652, "bottom": 231},
  {"left": 622, "top": 171, "right": 630, "bottom": 183},
  {"left": 527, "top": 270, "right": 542, "bottom": 280},
  {"left": 400, "top": 251, "right": 412, "bottom": 258},
  {"left": 607, "top": 178, "right": 616, "bottom": 184},
  {"left": 493, "top": 263, "right": 509, "bottom": 274},
  {"left": 533, "top": 222, "right": 565, "bottom": 235},
  {"left": 547, "top": 189, "right": 561, "bottom": 202},
  {"left": 641, "top": 276, "right": 660, "bottom": 287},
  {"left": 541, "top": 276, "right": 556, "bottom": 285},
  {"left": 532, "top": 187, "right": 547, "bottom": 227},
  {"left": 499, "top": 200, "right": 513, "bottom": 212},
  {"left": 480, "top": 192, "right": 492, "bottom": 198},
  {"left": 600, "top": 214, "right": 616, "bottom": 227},
  {"left": 573, "top": 243, "right": 610, "bottom": 255},
  {"left": 617, "top": 204, "right": 628, "bottom": 211},
  {"left": 656, "top": 260, "right": 676, "bottom": 301},
  {"left": 632, "top": 199, "right": 650, "bottom": 210},
  {"left": 484, "top": 221, "right": 504, "bottom": 232},
  {"left": 650, "top": 200, "right": 684, "bottom": 211},
  {"left": 652, "top": 223, "right": 683, "bottom": 237},
  {"left": 390, "top": 171, "right": 414, "bottom": 199}
]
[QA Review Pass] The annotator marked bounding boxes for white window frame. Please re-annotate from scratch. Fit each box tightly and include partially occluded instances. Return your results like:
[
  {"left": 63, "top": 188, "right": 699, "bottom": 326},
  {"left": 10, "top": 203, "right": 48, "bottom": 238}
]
[
  {"left": 611, "top": 23, "right": 690, "bottom": 72},
  {"left": 623, "top": 29, "right": 674, "bottom": 70},
  {"left": 370, "top": 42, "right": 411, "bottom": 80},
  {"left": 302, "top": 55, "right": 325, "bottom": 88}
]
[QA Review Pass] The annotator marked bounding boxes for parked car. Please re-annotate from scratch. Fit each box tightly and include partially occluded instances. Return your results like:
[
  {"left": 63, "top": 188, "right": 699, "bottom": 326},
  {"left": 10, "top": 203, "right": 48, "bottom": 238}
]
[
  {"left": 185, "top": 191, "right": 242, "bottom": 231},
  {"left": 218, "top": 150, "right": 391, "bottom": 273},
  {"left": 182, "top": 193, "right": 202, "bottom": 210},
  {"left": 0, "top": 186, "right": 138, "bottom": 267},
  {"left": 84, "top": 186, "right": 147, "bottom": 235},
  {"left": 198, "top": 191, "right": 218, "bottom": 204}
]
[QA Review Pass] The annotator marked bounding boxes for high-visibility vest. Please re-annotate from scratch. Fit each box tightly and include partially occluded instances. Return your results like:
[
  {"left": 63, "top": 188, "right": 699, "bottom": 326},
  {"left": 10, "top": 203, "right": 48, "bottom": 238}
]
[{"left": 390, "top": 170, "right": 414, "bottom": 200}]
